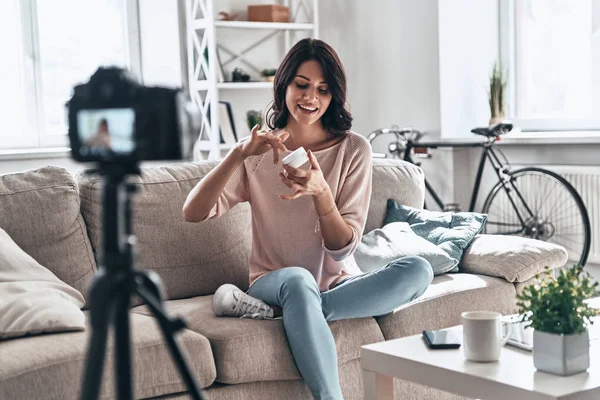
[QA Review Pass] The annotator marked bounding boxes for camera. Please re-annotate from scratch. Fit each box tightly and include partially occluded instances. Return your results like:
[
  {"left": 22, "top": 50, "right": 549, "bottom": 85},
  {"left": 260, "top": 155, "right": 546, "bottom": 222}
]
[{"left": 67, "top": 66, "right": 199, "bottom": 163}]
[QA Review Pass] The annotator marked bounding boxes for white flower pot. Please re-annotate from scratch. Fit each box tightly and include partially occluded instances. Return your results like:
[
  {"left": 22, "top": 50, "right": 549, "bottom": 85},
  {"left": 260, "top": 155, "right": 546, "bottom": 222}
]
[{"left": 533, "top": 330, "right": 590, "bottom": 376}]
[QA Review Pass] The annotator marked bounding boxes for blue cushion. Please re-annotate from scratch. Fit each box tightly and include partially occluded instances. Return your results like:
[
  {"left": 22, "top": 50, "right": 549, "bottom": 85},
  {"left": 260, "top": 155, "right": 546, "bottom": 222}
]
[{"left": 384, "top": 200, "right": 487, "bottom": 272}]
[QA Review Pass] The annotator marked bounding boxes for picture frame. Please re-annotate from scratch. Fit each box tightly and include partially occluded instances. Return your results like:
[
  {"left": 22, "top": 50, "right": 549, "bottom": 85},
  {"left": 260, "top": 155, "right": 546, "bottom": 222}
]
[{"left": 218, "top": 101, "right": 237, "bottom": 145}]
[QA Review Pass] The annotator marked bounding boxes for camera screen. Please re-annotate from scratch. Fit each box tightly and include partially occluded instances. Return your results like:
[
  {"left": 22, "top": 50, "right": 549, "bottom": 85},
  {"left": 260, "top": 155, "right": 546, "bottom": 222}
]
[{"left": 76, "top": 108, "right": 135, "bottom": 157}]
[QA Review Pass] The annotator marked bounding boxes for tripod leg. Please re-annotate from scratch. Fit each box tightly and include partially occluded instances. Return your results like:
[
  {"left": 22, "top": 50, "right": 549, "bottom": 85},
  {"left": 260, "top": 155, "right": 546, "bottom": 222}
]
[
  {"left": 114, "top": 288, "right": 133, "bottom": 400},
  {"left": 136, "top": 273, "right": 205, "bottom": 400},
  {"left": 80, "top": 269, "right": 115, "bottom": 400}
]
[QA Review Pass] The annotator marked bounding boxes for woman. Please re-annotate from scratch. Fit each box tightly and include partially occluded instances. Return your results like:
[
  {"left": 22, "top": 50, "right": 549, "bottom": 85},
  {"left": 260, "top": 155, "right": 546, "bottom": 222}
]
[
  {"left": 85, "top": 118, "right": 111, "bottom": 149},
  {"left": 183, "top": 38, "right": 433, "bottom": 400}
]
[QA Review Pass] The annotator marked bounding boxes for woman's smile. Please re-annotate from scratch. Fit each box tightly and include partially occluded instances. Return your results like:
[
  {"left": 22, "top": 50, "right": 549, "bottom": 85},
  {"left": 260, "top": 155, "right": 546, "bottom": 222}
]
[{"left": 298, "top": 104, "right": 318, "bottom": 114}]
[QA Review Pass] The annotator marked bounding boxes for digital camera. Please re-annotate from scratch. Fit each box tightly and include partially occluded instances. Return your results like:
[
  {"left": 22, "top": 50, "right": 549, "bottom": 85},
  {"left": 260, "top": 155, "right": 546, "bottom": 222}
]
[{"left": 67, "top": 66, "right": 199, "bottom": 163}]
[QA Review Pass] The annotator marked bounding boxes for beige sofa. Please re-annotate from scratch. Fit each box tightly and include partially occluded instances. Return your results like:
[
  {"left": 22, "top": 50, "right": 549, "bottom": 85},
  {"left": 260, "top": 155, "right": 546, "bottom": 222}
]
[{"left": 0, "top": 158, "right": 567, "bottom": 400}]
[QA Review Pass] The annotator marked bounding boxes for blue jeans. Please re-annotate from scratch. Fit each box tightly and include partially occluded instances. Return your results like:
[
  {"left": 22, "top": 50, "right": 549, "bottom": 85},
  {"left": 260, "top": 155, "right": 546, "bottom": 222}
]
[{"left": 247, "top": 256, "right": 434, "bottom": 400}]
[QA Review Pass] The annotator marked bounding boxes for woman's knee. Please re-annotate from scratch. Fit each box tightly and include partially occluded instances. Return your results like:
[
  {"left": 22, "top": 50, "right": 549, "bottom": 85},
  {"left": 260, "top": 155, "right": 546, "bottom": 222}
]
[
  {"left": 390, "top": 256, "right": 434, "bottom": 289},
  {"left": 280, "top": 267, "right": 320, "bottom": 299}
]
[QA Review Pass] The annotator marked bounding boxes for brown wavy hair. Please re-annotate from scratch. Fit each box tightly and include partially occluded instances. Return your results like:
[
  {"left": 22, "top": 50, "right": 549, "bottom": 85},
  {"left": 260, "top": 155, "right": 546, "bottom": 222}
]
[{"left": 266, "top": 38, "right": 352, "bottom": 137}]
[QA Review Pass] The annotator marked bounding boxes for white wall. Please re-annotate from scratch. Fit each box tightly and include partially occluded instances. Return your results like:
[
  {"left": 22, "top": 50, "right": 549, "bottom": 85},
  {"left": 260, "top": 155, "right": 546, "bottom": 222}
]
[
  {"left": 438, "top": 0, "right": 499, "bottom": 139},
  {"left": 320, "top": 0, "right": 442, "bottom": 138}
]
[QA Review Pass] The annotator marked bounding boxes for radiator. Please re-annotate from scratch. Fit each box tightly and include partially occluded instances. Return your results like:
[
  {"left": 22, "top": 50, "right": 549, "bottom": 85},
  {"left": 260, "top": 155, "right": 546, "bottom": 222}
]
[{"left": 511, "top": 165, "right": 600, "bottom": 265}]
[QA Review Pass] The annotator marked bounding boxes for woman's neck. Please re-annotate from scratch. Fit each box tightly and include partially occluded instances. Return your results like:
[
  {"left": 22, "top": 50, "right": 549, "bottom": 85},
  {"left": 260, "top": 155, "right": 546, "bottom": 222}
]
[{"left": 283, "top": 119, "right": 332, "bottom": 151}]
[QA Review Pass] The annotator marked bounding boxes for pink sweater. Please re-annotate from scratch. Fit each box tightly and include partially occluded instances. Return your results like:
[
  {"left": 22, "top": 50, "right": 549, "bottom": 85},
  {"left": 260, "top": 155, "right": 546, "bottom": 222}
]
[{"left": 205, "top": 131, "right": 373, "bottom": 292}]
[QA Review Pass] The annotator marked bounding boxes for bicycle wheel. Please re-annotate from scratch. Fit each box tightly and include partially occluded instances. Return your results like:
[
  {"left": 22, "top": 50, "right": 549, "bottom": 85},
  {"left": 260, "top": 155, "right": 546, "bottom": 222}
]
[{"left": 481, "top": 167, "right": 591, "bottom": 266}]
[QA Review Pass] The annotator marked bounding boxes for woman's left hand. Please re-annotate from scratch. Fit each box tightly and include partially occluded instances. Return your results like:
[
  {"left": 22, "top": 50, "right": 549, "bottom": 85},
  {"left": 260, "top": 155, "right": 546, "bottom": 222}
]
[{"left": 278, "top": 150, "right": 329, "bottom": 200}]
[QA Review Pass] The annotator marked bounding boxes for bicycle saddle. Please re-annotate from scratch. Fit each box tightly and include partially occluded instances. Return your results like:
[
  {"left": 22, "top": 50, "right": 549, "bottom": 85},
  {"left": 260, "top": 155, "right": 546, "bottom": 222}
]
[{"left": 471, "top": 122, "right": 513, "bottom": 138}]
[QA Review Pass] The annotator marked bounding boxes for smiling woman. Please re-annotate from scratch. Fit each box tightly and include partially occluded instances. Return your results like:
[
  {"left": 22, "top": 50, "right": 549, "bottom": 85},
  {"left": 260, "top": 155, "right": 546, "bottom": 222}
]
[
  {"left": 0, "top": 0, "right": 140, "bottom": 151},
  {"left": 183, "top": 38, "right": 434, "bottom": 400}
]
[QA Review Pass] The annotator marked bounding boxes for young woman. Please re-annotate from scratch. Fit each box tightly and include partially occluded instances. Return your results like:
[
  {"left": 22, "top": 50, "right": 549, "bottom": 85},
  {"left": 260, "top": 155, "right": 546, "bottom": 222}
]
[{"left": 183, "top": 38, "right": 433, "bottom": 400}]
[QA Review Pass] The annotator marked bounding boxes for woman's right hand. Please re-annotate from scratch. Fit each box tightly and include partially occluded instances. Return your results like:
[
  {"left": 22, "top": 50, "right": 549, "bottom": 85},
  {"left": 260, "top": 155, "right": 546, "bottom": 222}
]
[{"left": 239, "top": 125, "right": 290, "bottom": 164}]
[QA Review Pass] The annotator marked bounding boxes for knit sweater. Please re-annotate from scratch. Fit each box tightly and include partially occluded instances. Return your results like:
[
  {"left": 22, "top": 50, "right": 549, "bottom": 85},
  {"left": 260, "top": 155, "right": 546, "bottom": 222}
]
[{"left": 205, "top": 131, "right": 373, "bottom": 292}]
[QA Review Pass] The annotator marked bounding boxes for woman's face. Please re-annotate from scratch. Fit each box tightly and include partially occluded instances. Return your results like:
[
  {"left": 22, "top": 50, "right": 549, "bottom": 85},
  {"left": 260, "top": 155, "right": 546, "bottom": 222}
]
[{"left": 285, "top": 60, "right": 332, "bottom": 127}]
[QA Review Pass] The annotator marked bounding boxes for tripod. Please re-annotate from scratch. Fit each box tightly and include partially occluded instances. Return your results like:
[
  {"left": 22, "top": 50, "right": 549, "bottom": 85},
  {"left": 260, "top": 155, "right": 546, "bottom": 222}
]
[{"left": 80, "top": 163, "right": 204, "bottom": 400}]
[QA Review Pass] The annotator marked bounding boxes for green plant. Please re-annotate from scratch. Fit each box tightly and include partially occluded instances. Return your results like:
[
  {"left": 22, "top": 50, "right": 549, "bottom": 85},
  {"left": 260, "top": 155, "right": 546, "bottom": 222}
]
[
  {"left": 488, "top": 61, "right": 507, "bottom": 119},
  {"left": 246, "top": 110, "right": 263, "bottom": 130},
  {"left": 261, "top": 68, "right": 277, "bottom": 77},
  {"left": 516, "top": 265, "right": 599, "bottom": 335}
]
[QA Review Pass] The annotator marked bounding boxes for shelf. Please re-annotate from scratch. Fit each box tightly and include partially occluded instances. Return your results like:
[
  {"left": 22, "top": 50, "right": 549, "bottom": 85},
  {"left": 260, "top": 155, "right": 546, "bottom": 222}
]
[
  {"left": 187, "top": 0, "right": 319, "bottom": 160},
  {"left": 218, "top": 81, "right": 273, "bottom": 89},
  {"left": 193, "top": 81, "right": 273, "bottom": 90},
  {"left": 214, "top": 21, "right": 314, "bottom": 30},
  {"left": 193, "top": 19, "right": 314, "bottom": 31}
]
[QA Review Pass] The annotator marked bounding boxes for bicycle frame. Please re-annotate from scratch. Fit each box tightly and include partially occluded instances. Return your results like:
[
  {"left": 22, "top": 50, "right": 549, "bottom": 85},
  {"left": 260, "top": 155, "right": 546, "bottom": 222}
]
[{"left": 403, "top": 138, "right": 520, "bottom": 214}]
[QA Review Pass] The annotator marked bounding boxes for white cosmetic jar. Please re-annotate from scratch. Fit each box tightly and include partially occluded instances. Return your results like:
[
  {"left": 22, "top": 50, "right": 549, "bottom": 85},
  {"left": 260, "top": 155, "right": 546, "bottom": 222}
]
[{"left": 282, "top": 147, "right": 309, "bottom": 168}]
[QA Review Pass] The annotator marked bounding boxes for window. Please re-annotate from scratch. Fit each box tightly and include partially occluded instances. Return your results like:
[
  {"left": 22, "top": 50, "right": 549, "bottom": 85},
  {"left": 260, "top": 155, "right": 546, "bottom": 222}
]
[
  {"left": 500, "top": 0, "right": 600, "bottom": 131},
  {"left": 0, "top": 0, "right": 140, "bottom": 151}
]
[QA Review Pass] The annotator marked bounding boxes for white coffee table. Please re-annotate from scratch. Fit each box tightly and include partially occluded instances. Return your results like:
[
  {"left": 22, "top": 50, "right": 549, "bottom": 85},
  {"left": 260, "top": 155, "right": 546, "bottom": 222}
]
[{"left": 361, "top": 325, "right": 600, "bottom": 400}]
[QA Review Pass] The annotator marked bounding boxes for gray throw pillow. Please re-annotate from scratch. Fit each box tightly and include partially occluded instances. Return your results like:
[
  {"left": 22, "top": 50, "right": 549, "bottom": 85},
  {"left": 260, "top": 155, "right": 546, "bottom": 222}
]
[
  {"left": 384, "top": 200, "right": 487, "bottom": 272},
  {"left": 355, "top": 222, "right": 457, "bottom": 275}
]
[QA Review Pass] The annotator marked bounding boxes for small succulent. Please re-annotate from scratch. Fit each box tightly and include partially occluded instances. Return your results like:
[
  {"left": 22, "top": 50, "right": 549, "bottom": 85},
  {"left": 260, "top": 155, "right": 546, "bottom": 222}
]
[
  {"left": 246, "top": 110, "right": 263, "bottom": 131},
  {"left": 489, "top": 61, "right": 507, "bottom": 119},
  {"left": 261, "top": 68, "right": 277, "bottom": 77},
  {"left": 516, "top": 265, "right": 599, "bottom": 335}
]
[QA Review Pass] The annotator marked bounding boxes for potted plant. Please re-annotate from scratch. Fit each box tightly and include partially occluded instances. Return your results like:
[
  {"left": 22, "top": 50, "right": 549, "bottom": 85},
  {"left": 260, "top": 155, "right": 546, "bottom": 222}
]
[
  {"left": 261, "top": 68, "right": 277, "bottom": 82},
  {"left": 246, "top": 110, "right": 263, "bottom": 131},
  {"left": 516, "top": 265, "right": 599, "bottom": 376},
  {"left": 488, "top": 61, "right": 507, "bottom": 126}
]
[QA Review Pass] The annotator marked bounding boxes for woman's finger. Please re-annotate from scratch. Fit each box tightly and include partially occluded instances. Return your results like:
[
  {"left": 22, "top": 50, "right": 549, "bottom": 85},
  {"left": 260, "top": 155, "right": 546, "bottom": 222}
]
[
  {"left": 261, "top": 137, "right": 287, "bottom": 162},
  {"left": 250, "top": 124, "right": 260, "bottom": 140},
  {"left": 279, "top": 172, "right": 292, "bottom": 188},
  {"left": 283, "top": 171, "right": 307, "bottom": 185},
  {"left": 277, "top": 131, "right": 290, "bottom": 150},
  {"left": 278, "top": 190, "right": 303, "bottom": 200},
  {"left": 307, "top": 150, "right": 321, "bottom": 171},
  {"left": 282, "top": 163, "right": 307, "bottom": 178},
  {"left": 279, "top": 172, "right": 304, "bottom": 190}
]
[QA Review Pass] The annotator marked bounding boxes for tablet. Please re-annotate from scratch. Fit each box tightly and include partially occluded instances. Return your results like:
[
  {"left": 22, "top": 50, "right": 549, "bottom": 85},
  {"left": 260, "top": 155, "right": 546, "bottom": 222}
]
[
  {"left": 506, "top": 320, "right": 534, "bottom": 351},
  {"left": 503, "top": 315, "right": 600, "bottom": 352}
]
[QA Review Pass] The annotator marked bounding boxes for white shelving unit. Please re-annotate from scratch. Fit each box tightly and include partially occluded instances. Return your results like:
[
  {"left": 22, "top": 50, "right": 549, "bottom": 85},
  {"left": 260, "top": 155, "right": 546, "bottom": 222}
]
[{"left": 186, "top": 0, "right": 319, "bottom": 160}]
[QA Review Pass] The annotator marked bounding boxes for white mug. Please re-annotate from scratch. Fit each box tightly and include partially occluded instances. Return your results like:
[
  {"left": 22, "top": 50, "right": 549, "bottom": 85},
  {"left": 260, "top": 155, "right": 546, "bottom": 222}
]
[{"left": 461, "top": 311, "right": 513, "bottom": 362}]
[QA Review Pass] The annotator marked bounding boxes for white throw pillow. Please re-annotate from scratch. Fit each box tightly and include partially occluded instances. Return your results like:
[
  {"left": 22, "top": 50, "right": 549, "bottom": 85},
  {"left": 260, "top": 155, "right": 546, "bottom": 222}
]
[
  {"left": 460, "top": 234, "right": 568, "bottom": 282},
  {"left": 0, "top": 228, "right": 85, "bottom": 339},
  {"left": 355, "top": 222, "right": 457, "bottom": 275}
]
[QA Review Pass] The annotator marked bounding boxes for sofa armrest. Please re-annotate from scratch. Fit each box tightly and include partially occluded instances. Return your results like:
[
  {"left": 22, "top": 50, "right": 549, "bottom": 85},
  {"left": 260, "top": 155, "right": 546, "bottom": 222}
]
[{"left": 459, "top": 235, "right": 568, "bottom": 283}]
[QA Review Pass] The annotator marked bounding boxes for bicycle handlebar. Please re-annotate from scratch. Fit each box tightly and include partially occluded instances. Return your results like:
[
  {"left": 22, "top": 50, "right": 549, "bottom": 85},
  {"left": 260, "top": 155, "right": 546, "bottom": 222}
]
[{"left": 367, "top": 125, "right": 424, "bottom": 145}]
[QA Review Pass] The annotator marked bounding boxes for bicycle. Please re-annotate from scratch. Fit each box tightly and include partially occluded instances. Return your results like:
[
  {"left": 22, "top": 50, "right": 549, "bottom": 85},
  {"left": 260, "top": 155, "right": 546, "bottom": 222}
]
[{"left": 367, "top": 123, "right": 592, "bottom": 267}]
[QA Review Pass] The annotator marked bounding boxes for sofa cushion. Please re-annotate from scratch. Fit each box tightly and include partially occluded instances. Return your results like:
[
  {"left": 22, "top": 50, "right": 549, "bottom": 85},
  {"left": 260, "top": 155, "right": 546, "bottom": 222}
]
[
  {"left": 77, "top": 162, "right": 251, "bottom": 299},
  {"left": 460, "top": 234, "right": 568, "bottom": 282},
  {"left": 198, "top": 359, "right": 363, "bottom": 400},
  {"left": 131, "top": 296, "right": 385, "bottom": 384},
  {"left": 365, "top": 159, "right": 425, "bottom": 233},
  {"left": 0, "top": 228, "right": 85, "bottom": 339},
  {"left": 376, "top": 273, "right": 517, "bottom": 339},
  {"left": 0, "top": 167, "right": 96, "bottom": 301},
  {"left": 0, "top": 312, "right": 216, "bottom": 400}
]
